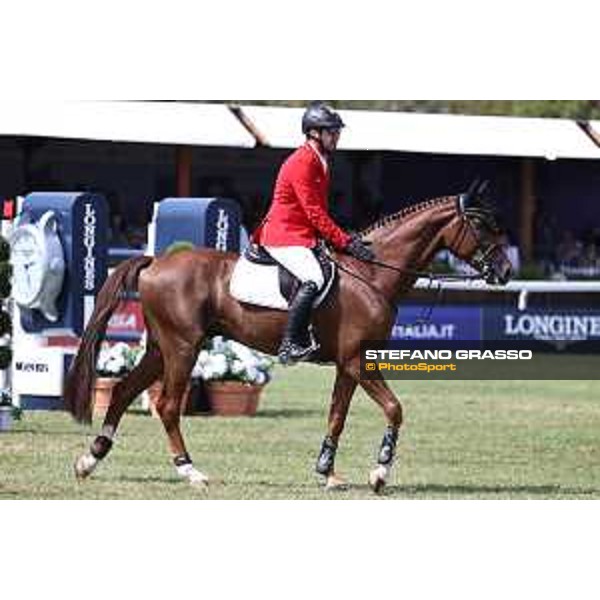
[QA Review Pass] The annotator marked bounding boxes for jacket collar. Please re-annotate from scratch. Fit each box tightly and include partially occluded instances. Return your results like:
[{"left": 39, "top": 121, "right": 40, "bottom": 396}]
[{"left": 305, "top": 141, "right": 329, "bottom": 174}]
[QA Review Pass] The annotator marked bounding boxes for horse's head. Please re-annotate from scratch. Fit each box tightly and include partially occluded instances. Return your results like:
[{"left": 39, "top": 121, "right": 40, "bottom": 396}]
[{"left": 444, "top": 180, "right": 513, "bottom": 285}]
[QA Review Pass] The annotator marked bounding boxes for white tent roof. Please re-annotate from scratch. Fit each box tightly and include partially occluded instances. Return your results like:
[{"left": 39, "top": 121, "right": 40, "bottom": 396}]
[
  {"left": 240, "top": 105, "right": 600, "bottom": 160},
  {"left": 0, "top": 101, "right": 256, "bottom": 147},
  {"left": 587, "top": 120, "right": 600, "bottom": 145},
  {"left": 2, "top": 102, "right": 599, "bottom": 160}
]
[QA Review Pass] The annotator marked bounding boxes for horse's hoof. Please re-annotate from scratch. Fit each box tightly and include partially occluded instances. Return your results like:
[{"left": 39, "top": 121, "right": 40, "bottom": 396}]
[
  {"left": 369, "top": 475, "right": 386, "bottom": 494},
  {"left": 74, "top": 454, "right": 97, "bottom": 480},
  {"left": 369, "top": 466, "right": 389, "bottom": 495},
  {"left": 189, "top": 473, "right": 210, "bottom": 490},
  {"left": 325, "top": 473, "right": 348, "bottom": 492}
]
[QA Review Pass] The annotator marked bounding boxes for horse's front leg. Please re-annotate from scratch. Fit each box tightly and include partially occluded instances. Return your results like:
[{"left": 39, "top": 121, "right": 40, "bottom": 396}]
[
  {"left": 316, "top": 367, "right": 357, "bottom": 491},
  {"left": 359, "top": 374, "right": 403, "bottom": 494}
]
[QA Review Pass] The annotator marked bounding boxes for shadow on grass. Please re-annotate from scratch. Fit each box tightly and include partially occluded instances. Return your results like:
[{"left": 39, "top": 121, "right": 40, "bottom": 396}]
[
  {"left": 253, "top": 408, "right": 322, "bottom": 419},
  {"left": 8, "top": 428, "right": 90, "bottom": 437},
  {"left": 248, "top": 480, "right": 600, "bottom": 498},
  {"left": 382, "top": 483, "right": 600, "bottom": 498},
  {"left": 106, "top": 476, "right": 183, "bottom": 485}
]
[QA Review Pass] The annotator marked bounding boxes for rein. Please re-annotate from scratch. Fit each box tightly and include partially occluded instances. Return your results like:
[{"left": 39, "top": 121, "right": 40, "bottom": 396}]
[
  {"left": 353, "top": 255, "right": 482, "bottom": 282},
  {"left": 329, "top": 217, "right": 485, "bottom": 326},
  {"left": 330, "top": 253, "right": 481, "bottom": 327}
]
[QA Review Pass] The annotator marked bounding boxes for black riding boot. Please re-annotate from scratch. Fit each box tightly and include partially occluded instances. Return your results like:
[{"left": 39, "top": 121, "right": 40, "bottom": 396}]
[{"left": 279, "top": 281, "right": 321, "bottom": 365}]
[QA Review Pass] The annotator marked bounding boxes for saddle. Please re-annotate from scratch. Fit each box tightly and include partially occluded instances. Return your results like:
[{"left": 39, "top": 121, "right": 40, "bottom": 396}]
[{"left": 229, "top": 243, "right": 336, "bottom": 311}]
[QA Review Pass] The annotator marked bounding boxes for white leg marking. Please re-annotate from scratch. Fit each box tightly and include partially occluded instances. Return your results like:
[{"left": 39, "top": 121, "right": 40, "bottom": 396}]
[
  {"left": 176, "top": 463, "right": 210, "bottom": 487},
  {"left": 75, "top": 453, "right": 98, "bottom": 478}
]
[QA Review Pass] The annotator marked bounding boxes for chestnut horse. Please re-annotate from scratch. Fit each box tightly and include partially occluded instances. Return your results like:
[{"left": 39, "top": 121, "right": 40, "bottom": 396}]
[{"left": 65, "top": 186, "right": 511, "bottom": 493}]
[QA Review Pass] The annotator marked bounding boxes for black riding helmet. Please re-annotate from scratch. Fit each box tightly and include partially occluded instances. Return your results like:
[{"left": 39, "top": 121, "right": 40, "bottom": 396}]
[{"left": 302, "top": 102, "right": 345, "bottom": 135}]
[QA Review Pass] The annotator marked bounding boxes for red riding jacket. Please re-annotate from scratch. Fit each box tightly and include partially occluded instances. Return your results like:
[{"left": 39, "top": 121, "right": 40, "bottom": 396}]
[{"left": 252, "top": 143, "right": 352, "bottom": 250}]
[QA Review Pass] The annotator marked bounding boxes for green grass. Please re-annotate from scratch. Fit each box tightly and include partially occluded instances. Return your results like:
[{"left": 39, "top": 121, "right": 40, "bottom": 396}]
[{"left": 1, "top": 365, "right": 600, "bottom": 499}]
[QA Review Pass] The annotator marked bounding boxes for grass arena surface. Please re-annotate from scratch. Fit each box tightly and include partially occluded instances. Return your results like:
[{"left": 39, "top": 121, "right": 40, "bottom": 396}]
[{"left": 1, "top": 365, "right": 600, "bottom": 499}]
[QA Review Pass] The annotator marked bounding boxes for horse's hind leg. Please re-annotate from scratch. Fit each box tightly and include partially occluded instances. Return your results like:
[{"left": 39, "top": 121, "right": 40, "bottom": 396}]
[
  {"left": 74, "top": 345, "right": 163, "bottom": 479},
  {"left": 153, "top": 338, "right": 209, "bottom": 488}
]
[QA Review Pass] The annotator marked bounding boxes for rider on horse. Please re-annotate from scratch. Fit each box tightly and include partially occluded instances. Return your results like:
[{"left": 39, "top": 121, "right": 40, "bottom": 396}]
[{"left": 252, "top": 101, "right": 375, "bottom": 365}]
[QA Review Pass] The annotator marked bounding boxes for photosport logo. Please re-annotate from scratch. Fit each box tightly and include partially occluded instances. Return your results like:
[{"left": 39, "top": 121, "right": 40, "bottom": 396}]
[{"left": 360, "top": 340, "right": 600, "bottom": 381}]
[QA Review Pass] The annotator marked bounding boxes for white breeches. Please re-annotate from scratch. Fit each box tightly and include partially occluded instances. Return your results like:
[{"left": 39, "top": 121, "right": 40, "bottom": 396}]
[{"left": 264, "top": 246, "right": 325, "bottom": 289}]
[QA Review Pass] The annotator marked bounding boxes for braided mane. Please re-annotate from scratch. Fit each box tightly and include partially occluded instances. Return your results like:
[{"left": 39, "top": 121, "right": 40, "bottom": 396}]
[{"left": 360, "top": 195, "right": 455, "bottom": 236}]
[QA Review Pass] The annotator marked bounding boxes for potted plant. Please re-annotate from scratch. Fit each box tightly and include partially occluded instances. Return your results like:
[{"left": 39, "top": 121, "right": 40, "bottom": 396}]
[
  {"left": 94, "top": 342, "right": 142, "bottom": 416},
  {"left": 192, "top": 336, "right": 275, "bottom": 416},
  {"left": 0, "top": 391, "right": 21, "bottom": 433}
]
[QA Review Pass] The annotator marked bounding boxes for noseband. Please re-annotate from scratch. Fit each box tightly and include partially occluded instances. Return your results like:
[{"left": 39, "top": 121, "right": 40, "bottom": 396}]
[{"left": 455, "top": 194, "right": 503, "bottom": 281}]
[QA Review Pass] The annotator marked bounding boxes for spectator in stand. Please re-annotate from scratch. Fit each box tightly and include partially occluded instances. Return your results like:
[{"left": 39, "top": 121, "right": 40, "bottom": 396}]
[
  {"left": 500, "top": 232, "right": 521, "bottom": 276},
  {"left": 556, "top": 230, "right": 583, "bottom": 267},
  {"left": 108, "top": 211, "right": 129, "bottom": 247},
  {"left": 126, "top": 226, "right": 147, "bottom": 250},
  {"left": 534, "top": 210, "right": 559, "bottom": 273},
  {"left": 580, "top": 243, "right": 600, "bottom": 270}
]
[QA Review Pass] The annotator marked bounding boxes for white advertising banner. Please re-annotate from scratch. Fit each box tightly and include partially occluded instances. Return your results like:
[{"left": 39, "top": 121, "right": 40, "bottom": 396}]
[{"left": 12, "top": 347, "right": 64, "bottom": 396}]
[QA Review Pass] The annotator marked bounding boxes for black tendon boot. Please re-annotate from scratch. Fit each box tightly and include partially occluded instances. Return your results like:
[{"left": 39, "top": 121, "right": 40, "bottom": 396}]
[{"left": 279, "top": 281, "right": 321, "bottom": 365}]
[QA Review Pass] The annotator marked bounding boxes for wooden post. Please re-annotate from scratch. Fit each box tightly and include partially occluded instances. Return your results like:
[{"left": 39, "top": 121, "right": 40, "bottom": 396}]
[
  {"left": 519, "top": 158, "right": 536, "bottom": 263},
  {"left": 176, "top": 146, "right": 193, "bottom": 197}
]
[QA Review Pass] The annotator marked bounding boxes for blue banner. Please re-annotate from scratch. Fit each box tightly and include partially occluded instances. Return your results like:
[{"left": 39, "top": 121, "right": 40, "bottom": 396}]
[
  {"left": 484, "top": 307, "right": 600, "bottom": 351},
  {"left": 392, "top": 305, "right": 482, "bottom": 341}
]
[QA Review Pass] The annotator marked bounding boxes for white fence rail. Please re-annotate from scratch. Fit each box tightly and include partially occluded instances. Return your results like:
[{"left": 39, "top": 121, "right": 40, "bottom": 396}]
[
  {"left": 414, "top": 279, "right": 600, "bottom": 293},
  {"left": 414, "top": 278, "right": 600, "bottom": 311}
]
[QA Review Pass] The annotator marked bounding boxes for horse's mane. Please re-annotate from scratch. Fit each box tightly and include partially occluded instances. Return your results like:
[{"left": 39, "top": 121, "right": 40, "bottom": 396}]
[{"left": 360, "top": 195, "right": 456, "bottom": 236}]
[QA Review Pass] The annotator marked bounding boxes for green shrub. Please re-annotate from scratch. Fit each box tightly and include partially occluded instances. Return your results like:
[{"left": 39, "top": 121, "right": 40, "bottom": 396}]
[
  {"left": 0, "top": 310, "right": 11, "bottom": 337},
  {"left": 0, "top": 346, "right": 12, "bottom": 370},
  {"left": 0, "top": 262, "right": 12, "bottom": 299},
  {"left": 0, "top": 236, "right": 9, "bottom": 263}
]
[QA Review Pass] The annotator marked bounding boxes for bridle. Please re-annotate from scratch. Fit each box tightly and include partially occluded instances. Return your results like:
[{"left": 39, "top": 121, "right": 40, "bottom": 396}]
[
  {"left": 329, "top": 194, "right": 505, "bottom": 321},
  {"left": 337, "top": 194, "right": 503, "bottom": 283},
  {"left": 457, "top": 195, "right": 505, "bottom": 284}
]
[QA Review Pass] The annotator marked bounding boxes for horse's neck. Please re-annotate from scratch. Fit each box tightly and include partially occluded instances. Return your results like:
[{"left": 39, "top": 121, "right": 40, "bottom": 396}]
[{"left": 367, "top": 200, "right": 456, "bottom": 300}]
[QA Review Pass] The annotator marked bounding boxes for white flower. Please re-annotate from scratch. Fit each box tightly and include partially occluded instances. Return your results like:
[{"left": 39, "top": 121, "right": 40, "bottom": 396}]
[
  {"left": 245, "top": 366, "right": 259, "bottom": 384},
  {"left": 231, "top": 360, "right": 246, "bottom": 376},
  {"left": 212, "top": 336, "right": 227, "bottom": 353},
  {"left": 254, "top": 371, "right": 267, "bottom": 385},
  {"left": 96, "top": 342, "right": 142, "bottom": 376},
  {"left": 207, "top": 354, "right": 228, "bottom": 379},
  {"left": 229, "top": 340, "right": 255, "bottom": 363},
  {"left": 190, "top": 337, "right": 275, "bottom": 383}
]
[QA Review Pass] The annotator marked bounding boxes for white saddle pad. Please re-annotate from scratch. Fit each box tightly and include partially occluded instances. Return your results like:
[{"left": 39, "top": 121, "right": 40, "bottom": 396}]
[{"left": 229, "top": 255, "right": 335, "bottom": 311}]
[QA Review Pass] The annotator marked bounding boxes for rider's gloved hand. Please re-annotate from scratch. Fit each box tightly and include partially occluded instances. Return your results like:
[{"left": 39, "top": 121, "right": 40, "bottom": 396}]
[{"left": 345, "top": 234, "right": 375, "bottom": 262}]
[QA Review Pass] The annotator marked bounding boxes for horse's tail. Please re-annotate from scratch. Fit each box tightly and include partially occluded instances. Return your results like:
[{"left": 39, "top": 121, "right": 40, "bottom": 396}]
[{"left": 64, "top": 255, "right": 153, "bottom": 424}]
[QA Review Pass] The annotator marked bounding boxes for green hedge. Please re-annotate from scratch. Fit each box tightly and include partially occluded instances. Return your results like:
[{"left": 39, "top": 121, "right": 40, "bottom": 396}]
[{"left": 0, "top": 234, "right": 11, "bottom": 377}]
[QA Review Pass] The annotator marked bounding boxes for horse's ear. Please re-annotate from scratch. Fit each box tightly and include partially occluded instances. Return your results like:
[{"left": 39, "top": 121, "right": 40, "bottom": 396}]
[
  {"left": 461, "top": 178, "right": 481, "bottom": 211},
  {"left": 477, "top": 180, "right": 490, "bottom": 198},
  {"left": 466, "top": 178, "right": 481, "bottom": 200},
  {"left": 462, "top": 178, "right": 490, "bottom": 210}
]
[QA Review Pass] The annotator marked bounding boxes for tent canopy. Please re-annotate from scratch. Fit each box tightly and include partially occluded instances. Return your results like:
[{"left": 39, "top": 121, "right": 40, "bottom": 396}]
[
  {"left": 2, "top": 101, "right": 600, "bottom": 160},
  {"left": 0, "top": 101, "right": 256, "bottom": 147},
  {"left": 239, "top": 104, "right": 600, "bottom": 160}
]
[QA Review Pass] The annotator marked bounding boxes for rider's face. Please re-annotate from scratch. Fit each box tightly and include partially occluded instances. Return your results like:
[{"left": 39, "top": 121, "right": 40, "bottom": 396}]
[{"left": 320, "top": 128, "right": 341, "bottom": 153}]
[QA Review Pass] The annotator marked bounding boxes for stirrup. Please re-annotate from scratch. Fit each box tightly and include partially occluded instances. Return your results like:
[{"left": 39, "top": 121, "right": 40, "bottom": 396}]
[{"left": 278, "top": 335, "right": 320, "bottom": 366}]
